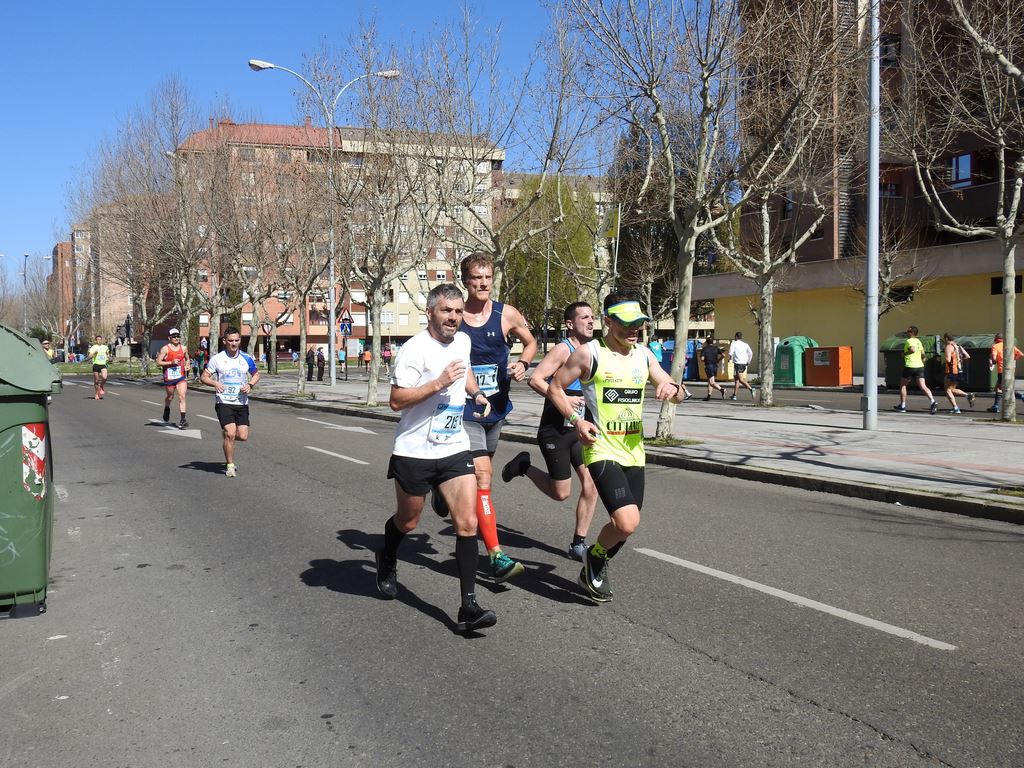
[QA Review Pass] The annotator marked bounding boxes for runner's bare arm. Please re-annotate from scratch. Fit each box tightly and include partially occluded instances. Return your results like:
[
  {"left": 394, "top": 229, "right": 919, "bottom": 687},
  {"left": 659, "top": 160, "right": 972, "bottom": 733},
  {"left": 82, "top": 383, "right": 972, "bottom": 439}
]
[
  {"left": 550, "top": 346, "right": 599, "bottom": 444},
  {"left": 646, "top": 347, "right": 686, "bottom": 403},
  {"left": 389, "top": 359, "right": 467, "bottom": 412},
  {"left": 527, "top": 342, "right": 571, "bottom": 399},
  {"left": 503, "top": 305, "right": 537, "bottom": 381}
]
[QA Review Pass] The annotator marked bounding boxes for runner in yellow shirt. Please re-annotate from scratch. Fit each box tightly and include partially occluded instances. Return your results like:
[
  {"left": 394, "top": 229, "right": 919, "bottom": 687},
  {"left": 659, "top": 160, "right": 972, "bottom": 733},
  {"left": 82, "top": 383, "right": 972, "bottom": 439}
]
[
  {"left": 894, "top": 325, "right": 938, "bottom": 414},
  {"left": 87, "top": 334, "right": 110, "bottom": 400}
]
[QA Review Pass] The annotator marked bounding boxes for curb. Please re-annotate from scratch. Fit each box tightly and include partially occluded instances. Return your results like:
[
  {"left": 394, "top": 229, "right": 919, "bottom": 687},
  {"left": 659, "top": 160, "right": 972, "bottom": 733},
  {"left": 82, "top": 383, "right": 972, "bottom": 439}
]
[{"left": 239, "top": 388, "right": 1024, "bottom": 527}]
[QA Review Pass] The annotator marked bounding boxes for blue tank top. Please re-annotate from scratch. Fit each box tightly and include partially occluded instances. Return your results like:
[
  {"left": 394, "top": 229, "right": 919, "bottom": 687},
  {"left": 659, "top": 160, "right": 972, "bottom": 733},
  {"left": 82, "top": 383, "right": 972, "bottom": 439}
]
[
  {"left": 462, "top": 301, "right": 512, "bottom": 423},
  {"left": 540, "top": 339, "right": 585, "bottom": 429}
]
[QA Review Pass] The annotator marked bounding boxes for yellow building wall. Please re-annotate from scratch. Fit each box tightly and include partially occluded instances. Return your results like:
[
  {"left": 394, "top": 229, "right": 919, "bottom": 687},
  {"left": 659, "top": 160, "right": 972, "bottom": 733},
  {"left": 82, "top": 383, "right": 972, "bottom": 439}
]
[{"left": 713, "top": 275, "right": 1023, "bottom": 374}]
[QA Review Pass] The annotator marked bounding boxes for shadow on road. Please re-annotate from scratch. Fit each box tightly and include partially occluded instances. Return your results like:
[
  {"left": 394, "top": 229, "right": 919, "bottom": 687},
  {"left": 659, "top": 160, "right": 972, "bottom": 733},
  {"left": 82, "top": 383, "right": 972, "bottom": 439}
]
[{"left": 178, "top": 460, "right": 227, "bottom": 474}]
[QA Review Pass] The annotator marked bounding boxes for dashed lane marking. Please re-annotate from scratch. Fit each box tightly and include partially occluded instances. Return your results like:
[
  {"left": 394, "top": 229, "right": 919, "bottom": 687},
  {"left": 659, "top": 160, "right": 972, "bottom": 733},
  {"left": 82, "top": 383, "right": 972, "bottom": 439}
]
[
  {"left": 304, "top": 446, "right": 369, "bottom": 465},
  {"left": 296, "top": 416, "right": 376, "bottom": 434},
  {"left": 635, "top": 548, "right": 957, "bottom": 651}
]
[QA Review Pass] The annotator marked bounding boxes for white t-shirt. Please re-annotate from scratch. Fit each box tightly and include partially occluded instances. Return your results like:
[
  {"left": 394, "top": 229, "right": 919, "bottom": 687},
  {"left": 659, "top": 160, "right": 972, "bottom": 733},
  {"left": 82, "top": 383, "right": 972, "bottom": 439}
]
[
  {"left": 728, "top": 339, "right": 753, "bottom": 365},
  {"left": 391, "top": 330, "right": 472, "bottom": 459},
  {"left": 205, "top": 350, "right": 258, "bottom": 405}
]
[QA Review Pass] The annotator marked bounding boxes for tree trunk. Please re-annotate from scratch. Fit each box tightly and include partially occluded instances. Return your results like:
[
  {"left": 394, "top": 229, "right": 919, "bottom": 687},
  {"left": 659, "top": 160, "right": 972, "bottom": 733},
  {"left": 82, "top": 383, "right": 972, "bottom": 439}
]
[
  {"left": 655, "top": 238, "right": 696, "bottom": 439},
  {"left": 296, "top": 305, "right": 308, "bottom": 396},
  {"left": 365, "top": 292, "right": 384, "bottom": 407},
  {"left": 1001, "top": 238, "right": 1017, "bottom": 421},
  {"left": 757, "top": 276, "right": 774, "bottom": 407}
]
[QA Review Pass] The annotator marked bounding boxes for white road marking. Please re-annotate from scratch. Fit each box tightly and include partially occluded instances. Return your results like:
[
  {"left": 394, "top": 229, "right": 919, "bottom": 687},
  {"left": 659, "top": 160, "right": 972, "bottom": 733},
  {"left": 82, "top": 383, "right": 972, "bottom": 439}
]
[
  {"left": 296, "top": 416, "right": 376, "bottom": 434},
  {"left": 158, "top": 428, "right": 203, "bottom": 440},
  {"left": 635, "top": 548, "right": 957, "bottom": 651},
  {"left": 196, "top": 414, "right": 219, "bottom": 422},
  {"left": 304, "top": 446, "right": 369, "bottom": 465},
  {"left": 142, "top": 400, "right": 163, "bottom": 407},
  {"left": 55, "top": 485, "right": 69, "bottom": 502}
]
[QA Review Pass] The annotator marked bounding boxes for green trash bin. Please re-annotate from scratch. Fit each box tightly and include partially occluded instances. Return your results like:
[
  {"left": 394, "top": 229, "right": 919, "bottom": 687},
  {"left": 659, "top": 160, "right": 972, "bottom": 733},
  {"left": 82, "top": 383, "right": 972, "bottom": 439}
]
[
  {"left": 774, "top": 336, "right": 818, "bottom": 388},
  {"left": 881, "top": 333, "right": 943, "bottom": 390},
  {"left": 955, "top": 334, "right": 998, "bottom": 392},
  {"left": 0, "top": 327, "right": 61, "bottom": 617}
]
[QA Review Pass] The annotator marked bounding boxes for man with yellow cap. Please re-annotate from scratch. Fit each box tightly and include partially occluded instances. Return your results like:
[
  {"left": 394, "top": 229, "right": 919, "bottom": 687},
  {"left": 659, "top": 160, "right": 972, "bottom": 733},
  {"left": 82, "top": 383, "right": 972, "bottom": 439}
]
[{"left": 547, "top": 291, "right": 688, "bottom": 602}]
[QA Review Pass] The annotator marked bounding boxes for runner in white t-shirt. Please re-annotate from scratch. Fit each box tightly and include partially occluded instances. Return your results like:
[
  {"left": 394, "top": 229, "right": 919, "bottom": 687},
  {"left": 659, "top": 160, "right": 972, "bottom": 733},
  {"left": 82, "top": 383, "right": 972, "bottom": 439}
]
[
  {"left": 200, "top": 327, "right": 260, "bottom": 478},
  {"left": 375, "top": 283, "right": 498, "bottom": 634}
]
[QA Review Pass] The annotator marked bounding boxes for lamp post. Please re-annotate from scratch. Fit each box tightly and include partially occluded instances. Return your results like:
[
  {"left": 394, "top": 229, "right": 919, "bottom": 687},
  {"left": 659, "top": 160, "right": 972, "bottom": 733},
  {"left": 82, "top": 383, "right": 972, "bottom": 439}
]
[
  {"left": 862, "top": 0, "right": 881, "bottom": 430},
  {"left": 248, "top": 59, "right": 400, "bottom": 386}
]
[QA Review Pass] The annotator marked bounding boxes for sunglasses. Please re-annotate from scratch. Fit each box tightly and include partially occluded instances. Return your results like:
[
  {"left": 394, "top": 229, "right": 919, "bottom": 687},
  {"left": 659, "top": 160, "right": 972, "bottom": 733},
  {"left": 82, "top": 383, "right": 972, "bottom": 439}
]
[
  {"left": 613, "top": 317, "right": 646, "bottom": 330},
  {"left": 170, "top": 334, "right": 181, "bottom": 338}
]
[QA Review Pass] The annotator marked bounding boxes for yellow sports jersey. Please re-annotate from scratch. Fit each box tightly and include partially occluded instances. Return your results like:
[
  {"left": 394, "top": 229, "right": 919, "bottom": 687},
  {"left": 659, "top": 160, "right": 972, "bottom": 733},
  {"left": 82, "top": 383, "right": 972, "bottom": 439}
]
[
  {"left": 581, "top": 339, "right": 649, "bottom": 467},
  {"left": 903, "top": 337, "right": 924, "bottom": 368},
  {"left": 88, "top": 344, "right": 109, "bottom": 366}
]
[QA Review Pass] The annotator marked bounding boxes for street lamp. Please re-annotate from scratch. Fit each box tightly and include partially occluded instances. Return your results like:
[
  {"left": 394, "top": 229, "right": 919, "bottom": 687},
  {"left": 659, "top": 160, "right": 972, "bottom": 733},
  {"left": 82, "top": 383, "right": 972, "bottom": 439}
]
[{"left": 248, "top": 58, "right": 400, "bottom": 386}]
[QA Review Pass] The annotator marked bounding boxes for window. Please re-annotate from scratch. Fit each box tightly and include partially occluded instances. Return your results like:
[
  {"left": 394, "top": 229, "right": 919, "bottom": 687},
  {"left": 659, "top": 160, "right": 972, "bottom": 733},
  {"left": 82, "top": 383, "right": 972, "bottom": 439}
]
[
  {"left": 351, "top": 290, "right": 367, "bottom": 302},
  {"left": 948, "top": 153, "right": 972, "bottom": 188},
  {"left": 881, "top": 182, "right": 901, "bottom": 198},
  {"left": 242, "top": 266, "right": 258, "bottom": 282},
  {"left": 474, "top": 226, "right": 488, "bottom": 236},
  {"left": 237, "top": 147, "right": 256, "bottom": 161},
  {"left": 349, "top": 155, "right": 364, "bottom": 168},
  {"left": 242, "top": 311, "right": 253, "bottom": 324},
  {"left": 399, "top": 314, "right": 409, "bottom": 327},
  {"left": 241, "top": 171, "right": 255, "bottom": 187},
  {"left": 890, "top": 285, "right": 914, "bottom": 304},
  {"left": 382, "top": 311, "right": 395, "bottom": 324},
  {"left": 418, "top": 315, "right": 428, "bottom": 326},
  {"left": 780, "top": 195, "right": 794, "bottom": 220},
  {"left": 197, "top": 268, "right": 209, "bottom": 283},
  {"left": 74, "top": 244, "right": 83, "bottom": 253},
  {"left": 476, "top": 160, "right": 491, "bottom": 174},
  {"left": 197, "top": 224, "right": 209, "bottom": 237},
  {"left": 276, "top": 312, "right": 294, "bottom": 324},
  {"left": 991, "top": 276, "right": 1023, "bottom": 295},
  {"left": 398, "top": 291, "right": 409, "bottom": 303},
  {"left": 809, "top": 226, "right": 824, "bottom": 241},
  {"left": 435, "top": 270, "right": 447, "bottom": 280},
  {"left": 416, "top": 270, "right": 428, "bottom": 281},
  {"left": 277, "top": 290, "right": 294, "bottom": 301},
  {"left": 437, "top": 225, "right": 446, "bottom": 237},
  {"left": 352, "top": 312, "right": 367, "bottom": 325},
  {"left": 306, "top": 149, "right": 327, "bottom": 164},
  {"left": 199, "top": 313, "right": 210, "bottom": 326},
  {"left": 880, "top": 34, "right": 901, "bottom": 68},
  {"left": 276, "top": 149, "right": 291, "bottom": 163}
]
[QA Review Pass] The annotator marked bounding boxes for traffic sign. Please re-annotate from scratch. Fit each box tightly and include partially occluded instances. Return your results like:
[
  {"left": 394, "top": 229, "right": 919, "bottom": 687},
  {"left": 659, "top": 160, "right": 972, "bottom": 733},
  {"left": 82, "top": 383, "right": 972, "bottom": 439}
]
[{"left": 339, "top": 321, "right": 353, "bottom": 336}]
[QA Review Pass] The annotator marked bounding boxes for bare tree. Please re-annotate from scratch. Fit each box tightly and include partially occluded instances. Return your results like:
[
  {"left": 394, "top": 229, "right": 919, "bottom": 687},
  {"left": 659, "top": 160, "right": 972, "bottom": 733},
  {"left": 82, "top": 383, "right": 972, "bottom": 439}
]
[
  {"left": 562, "top": 0, "right": 851, "bottom": 433},
  {"left": 895, "top": 0, "right": 1024, "bottom": 420}
]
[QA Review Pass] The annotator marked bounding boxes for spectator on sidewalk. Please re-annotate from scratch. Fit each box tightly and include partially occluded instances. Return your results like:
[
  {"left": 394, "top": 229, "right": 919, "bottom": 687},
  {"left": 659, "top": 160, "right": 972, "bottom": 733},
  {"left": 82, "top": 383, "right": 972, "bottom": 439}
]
[
  {"left": 305, "top": 346, "right": 315, "bottom": 381},
  {"left": 382, "top": 343, "right": 393, "bottom": 376},
  {"left": 942, "top": 333, "right": 974, "bottom": 414},
  {"left": 316, "top": 347, "right": 326, "bottom": 381},
  {"left": 728, "top": 332, "right": 755, "bottom": 401},
  {"left": 894, "top": 325, "right": 938, "bottom": 414},
  {"left": 702, "top": 341, "right": 726, "bottom": 400},
  {"left": 362, "top": 347, "right": 373, "bottom": 373},
  {"left": 987, "top": 332, "right": 1024, "bottom": 412}
]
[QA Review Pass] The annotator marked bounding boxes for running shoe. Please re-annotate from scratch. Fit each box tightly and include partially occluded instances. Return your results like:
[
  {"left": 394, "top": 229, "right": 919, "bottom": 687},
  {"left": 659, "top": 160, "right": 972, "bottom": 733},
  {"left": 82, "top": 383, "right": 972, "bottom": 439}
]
[
  {"left": 431, "top": 486, "right": 450, "bottom": 518},
  {"left": 952, "top": 407, "right": 961, "bottom": 414},
  {"left": 567, "top": 540, "right": 586, "bottom": 562},
  {"left": 456, "top": 599, "right": 497, "bottom": 633},
  {"left": 929, "top": 400, "right": 938, "bottom": 415},
  {"left": 178, "top": 417, "right": 189, "bottom": 429},
  {"left": 702, "top": 395, "right": 711, "bottom": 402},
  {"left": 720, "top": 389, "right": 726, "bottom": 400},
  {"left": 501, "top": 451, "right": 531, "bottom": 483},
  {"left": 162, "top": 405, "right": 171, "bottom": 423},
  {"left": 225, "top": 463, "right": 237, "bottom": 478},
  {"left": 967, "top": 392, "right": 976, "bottom": 407},
  {"left": 893, "top": 403, "right": 907, "bottom": 412},
  {"left": 987, "top": 405, "right": 1000, "bottom": 413},
  {"left": 491, "top": 552, "right": 524, "bottom": 583},
  {"left": 684, "top": 391, "right": 694, "bottom": 401},
  {"left": 729, "top": 395, "right": 737, "bottom": 401},
  {"left": 579, "top": 548, "right": 612, "bottom": 603},
  {"left": 375, "top": 550, "right": 398, "bottom": 600}
]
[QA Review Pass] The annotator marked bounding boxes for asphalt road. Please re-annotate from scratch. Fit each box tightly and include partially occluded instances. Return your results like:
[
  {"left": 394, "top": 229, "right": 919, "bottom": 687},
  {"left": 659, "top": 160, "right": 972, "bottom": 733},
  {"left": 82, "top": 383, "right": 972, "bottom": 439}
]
[{"left": 5, "top": 377, "right": 1024, "bottom": 767}]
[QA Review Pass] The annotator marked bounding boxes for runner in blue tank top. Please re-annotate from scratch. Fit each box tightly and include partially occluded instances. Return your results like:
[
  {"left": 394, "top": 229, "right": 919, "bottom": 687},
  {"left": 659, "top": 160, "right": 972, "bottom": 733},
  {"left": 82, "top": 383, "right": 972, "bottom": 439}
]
[
  {"left": 433, "top": 252, "right": 536, "bottom": 584},
  {"left": 501, "top": 302, "right": 598, "bottom": 562}
]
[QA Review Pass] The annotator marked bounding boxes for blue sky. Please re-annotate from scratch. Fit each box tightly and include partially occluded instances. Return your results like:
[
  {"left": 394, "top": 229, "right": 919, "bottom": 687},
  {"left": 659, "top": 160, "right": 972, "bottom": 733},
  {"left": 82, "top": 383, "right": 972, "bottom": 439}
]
[{"left": 0, "top": 0, "right": 551, "bottom": 284}]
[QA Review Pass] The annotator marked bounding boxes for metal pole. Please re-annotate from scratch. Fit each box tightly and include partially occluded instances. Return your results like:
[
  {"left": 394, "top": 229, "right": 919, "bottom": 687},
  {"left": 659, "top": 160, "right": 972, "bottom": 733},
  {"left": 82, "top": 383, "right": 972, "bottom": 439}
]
[
  {"left": 543, "top": 231, "right": 551, "bottom": 353},
  {"left": 862, "top": 0, "right": 880, "bottom": 430},
  {"left": 23, "top": 256, "right": 29, "bottom": 333}
]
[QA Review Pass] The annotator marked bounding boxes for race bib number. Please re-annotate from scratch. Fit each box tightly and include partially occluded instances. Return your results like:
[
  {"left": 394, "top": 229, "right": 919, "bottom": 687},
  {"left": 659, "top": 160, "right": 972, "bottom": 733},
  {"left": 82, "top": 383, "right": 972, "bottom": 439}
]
[
  {"left": 166, "top": 365, "right": 182, "bottom": 380},
  {"left": 429, "top": 403, "right": 464, "bottom": 444},
  {"left": 472, "top": 364, "right": 499, "bottom": 396}
]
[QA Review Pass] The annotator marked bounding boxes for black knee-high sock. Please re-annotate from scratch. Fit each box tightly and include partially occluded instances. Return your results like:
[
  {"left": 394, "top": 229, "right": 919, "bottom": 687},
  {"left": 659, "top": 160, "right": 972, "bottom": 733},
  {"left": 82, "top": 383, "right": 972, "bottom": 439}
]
[
  {"left": 607, "top": 541, "right": 625, "bottom": 559},
  {"left": 383, "top": 517, "right": 405, "bottom": 560},
  {"left": 455, "top": 535, "right": 479, "bottom": 605}
]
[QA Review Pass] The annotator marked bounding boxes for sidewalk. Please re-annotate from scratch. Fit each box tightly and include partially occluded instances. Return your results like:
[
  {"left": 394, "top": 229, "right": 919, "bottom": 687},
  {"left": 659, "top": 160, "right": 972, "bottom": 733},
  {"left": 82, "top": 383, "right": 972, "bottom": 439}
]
[{"left": 190, "top": 371, "right": 1024, "bottom": 525}]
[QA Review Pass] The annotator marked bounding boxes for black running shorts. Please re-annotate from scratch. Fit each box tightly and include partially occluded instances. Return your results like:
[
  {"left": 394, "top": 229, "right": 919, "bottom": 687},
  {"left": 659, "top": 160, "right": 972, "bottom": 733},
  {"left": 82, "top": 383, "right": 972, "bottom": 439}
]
[
  {"left": 92, "top": 364, "right": 106, "bottom": 373},
  {"left": 387, "top": 451, "right": 476, "bottom": 496},
  {"left": 537, "top": 424, "right": 584, "bottom": 481},
  {"left": 215, "top": 403, "right": 250, "bottom": 428},
  {"left": 588, "top": 460, "right": 645, "bottom": 514}
]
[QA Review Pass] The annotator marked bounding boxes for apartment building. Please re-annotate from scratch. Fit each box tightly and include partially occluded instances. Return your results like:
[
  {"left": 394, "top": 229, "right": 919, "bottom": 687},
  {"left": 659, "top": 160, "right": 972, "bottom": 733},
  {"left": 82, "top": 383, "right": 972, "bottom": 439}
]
[
  {"left": 175, "top": 117, "right": 505, "bottom": 355},
  {"left": 695, "top": 0, "right": 1022, "bottom": 373}
]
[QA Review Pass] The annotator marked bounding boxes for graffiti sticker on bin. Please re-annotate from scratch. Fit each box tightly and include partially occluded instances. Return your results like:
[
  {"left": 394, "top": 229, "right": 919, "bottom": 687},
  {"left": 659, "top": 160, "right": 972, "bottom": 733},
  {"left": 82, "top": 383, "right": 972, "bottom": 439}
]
[{"left": 22, "top": 423, "right": 46, "bottom": 500}]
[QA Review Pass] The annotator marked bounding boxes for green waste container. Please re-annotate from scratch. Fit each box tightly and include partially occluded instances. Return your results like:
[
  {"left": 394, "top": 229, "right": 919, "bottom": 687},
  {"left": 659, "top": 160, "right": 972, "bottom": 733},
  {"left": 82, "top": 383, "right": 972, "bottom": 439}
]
[
  {"left": 0, "top": 327, "right": 61, "bottom": 617},
  {"left": 774, "top": 336, "right": 818, "bottom": 388},
  {"left": 955, "top": 334, "right": 998, "bottom": 392}
]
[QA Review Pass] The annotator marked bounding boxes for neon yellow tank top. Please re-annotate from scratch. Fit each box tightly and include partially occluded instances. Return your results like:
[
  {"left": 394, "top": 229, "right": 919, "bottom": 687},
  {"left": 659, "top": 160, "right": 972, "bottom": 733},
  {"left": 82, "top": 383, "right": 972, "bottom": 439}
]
[
  {"left": 903, "top": 337, "right": 924, "bottom": 368},
  {"left": 582, "top": 339, "right": 649, "bottom": 467}
]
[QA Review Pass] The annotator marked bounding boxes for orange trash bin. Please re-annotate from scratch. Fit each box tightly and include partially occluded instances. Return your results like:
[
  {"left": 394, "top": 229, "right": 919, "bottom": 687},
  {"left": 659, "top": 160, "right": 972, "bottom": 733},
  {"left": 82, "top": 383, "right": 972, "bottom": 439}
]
[{"left": 803, "top": 346, "right": 853, "bottom": 387}]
